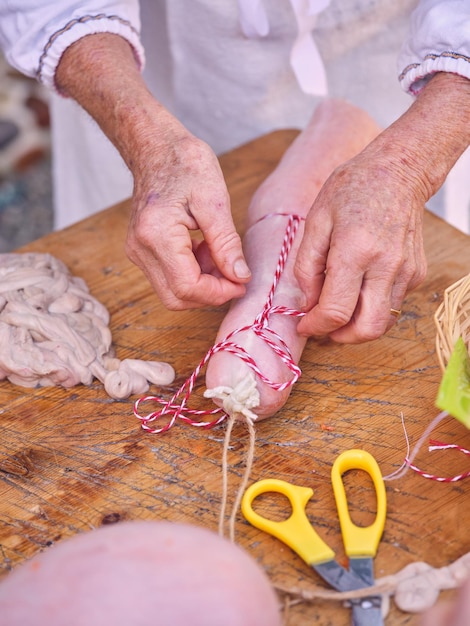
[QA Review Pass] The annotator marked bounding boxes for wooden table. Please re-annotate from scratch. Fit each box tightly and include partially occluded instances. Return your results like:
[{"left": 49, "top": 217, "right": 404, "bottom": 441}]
[{"left": 1, "top": 130, "right": 470, "bottom": 625}]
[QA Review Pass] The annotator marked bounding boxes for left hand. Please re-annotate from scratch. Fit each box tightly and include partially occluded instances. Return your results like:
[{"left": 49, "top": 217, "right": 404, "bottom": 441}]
[
  {"left": 295, "top": 72, "right": 470, "bottom": 344},
  {"left": 294, "top": 146, "right": 427, "bottom": 343}
]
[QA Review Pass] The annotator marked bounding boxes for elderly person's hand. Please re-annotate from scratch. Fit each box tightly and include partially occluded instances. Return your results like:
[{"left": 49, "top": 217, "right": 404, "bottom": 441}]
[
  {"left": 295, "top": 142, "right": 427, "bottom": 343},
  {"left": 126, "top": 124, "right": 251, "bottom": 310},
  {"left": 56, "top": 34, "right": 251, "bottom": 310},
  {"left": 296, "top": 72, "right": 470, "bottom": 343}
]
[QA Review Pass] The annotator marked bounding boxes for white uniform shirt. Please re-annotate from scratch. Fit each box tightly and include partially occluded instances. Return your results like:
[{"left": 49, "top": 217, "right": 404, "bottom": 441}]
[{"left": 0, "top": 0, "right": 468, "bottom": 229}]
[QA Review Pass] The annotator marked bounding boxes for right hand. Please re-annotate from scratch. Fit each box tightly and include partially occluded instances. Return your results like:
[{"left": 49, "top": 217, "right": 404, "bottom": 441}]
[
  {"left": 126, "top": 128, "right": 251, "bottom": 310},
  {"left": 55, "top": 33, "right": 251, "bottom": 311}
]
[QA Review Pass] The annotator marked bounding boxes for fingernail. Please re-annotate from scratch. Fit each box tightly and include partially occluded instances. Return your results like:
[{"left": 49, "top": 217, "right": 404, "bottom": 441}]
[{"left": 234, "top": 258, "right": 251, "bottom": 279}]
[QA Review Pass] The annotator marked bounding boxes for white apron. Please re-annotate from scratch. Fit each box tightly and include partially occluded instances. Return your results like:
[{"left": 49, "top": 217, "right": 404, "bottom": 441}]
[{"left": 51, "top": 0, "right": 466, "bottom": 232}]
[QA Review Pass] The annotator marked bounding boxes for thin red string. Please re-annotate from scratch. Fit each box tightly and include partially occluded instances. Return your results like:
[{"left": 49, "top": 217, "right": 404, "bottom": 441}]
[
  {"left": 406, "top": 439, "right": 470, "bottom": 482},
  {"left": 134, "top": 213, "right": 306, "bottom": 434}
]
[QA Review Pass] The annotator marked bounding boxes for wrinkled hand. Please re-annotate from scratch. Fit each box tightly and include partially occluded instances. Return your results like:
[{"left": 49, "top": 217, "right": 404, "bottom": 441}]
[
  {"left": 295, "top": 149, "right": 427, "bottom": 343},
  {"left": 126, "top": 131, "right": 251, "bottom": 310},
  {"left": 54, "top": 33, "right": 250, "bottom": 311}
]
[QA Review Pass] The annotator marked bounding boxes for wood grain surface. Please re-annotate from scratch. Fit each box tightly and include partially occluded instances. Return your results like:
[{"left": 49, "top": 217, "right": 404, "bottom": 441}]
[{"left": 1, "top": 130, "right": 470, "bottom": 625}]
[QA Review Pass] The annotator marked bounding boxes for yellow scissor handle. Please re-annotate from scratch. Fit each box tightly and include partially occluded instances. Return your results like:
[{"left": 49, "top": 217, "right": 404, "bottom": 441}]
[
  {"left": 331, "top": 449, "right": 387, "bottom": 558},
  {"left": 241, "top": 478, "right": 335, "bottom": 566}
]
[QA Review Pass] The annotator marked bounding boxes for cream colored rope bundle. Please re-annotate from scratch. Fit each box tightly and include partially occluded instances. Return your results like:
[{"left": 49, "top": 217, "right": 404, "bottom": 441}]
[
  {"left": 276, "top": 549, "right": 470, "bottom": 616},
  {"left": 0, "top": 253, "right": 175, "bottom": 399},
  {"left": 434, "top": 272, "right": 470, "bottom": 370}
]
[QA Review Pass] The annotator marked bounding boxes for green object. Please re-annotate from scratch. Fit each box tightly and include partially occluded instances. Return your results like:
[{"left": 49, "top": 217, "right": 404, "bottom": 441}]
[{"left": 436, "top": 337, "right": 470, "bottom": 427}]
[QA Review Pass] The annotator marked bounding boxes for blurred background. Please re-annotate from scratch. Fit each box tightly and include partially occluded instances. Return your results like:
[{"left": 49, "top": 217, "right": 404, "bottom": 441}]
[{"left": 0, "top": 53, "right": 52, "bottom": 252}]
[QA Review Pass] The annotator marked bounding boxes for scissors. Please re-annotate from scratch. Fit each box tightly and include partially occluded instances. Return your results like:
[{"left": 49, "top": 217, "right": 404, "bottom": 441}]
[{"left": 241, "top": 449, "right": 387, "bottom": 626}]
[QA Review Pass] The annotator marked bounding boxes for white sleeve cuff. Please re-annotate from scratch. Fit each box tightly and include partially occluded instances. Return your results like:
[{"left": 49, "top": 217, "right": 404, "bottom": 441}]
[
  {"left": 38, "top": 14, "right": 145, "bottom": 92},
  {"left": 399, "top": 54, "right": 470, "bottom": 96},
  {"left": 398, "top": 0, "right": 470, "bottom": 95}
]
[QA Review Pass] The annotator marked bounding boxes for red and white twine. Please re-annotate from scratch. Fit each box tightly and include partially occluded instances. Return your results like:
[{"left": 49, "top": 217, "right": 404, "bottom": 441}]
[
  {"left": 406, "top": 439, "right": 470, "bottom": 482},
  {"left": 385, "top": 411, "right": 470, "bottom": 483},
  {"left": 134, "top": 213, "right": 305, "bottom": 434}
]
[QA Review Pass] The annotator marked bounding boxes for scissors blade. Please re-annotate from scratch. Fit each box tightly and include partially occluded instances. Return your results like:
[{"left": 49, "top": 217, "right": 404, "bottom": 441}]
[
  {"left": 351, "top": 603, "right": 383, "bottom": 626},
  {"left": 349, "top": 556, "right": 374, "bottom": 586},
  {"left": 349, "top": 557, "right": 383, "bottom": 626},
  {"left": 312, "top": 559, "right": 365, "bottom": 592}
]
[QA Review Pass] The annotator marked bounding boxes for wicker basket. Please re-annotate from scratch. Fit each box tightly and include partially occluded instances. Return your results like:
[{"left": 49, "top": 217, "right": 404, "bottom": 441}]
[{"left": 434, "top": 273, "right": 470, "bottom": 372}]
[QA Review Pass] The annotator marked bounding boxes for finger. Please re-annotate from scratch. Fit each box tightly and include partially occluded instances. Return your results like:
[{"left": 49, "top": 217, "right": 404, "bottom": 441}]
[
  {"left": 298, "top": 237, "right": 409, "bottom": 342},
  {"left": 170, "top": 271, "right": 247, "bottom": 309},
  {"left": 193, "top": 191, "right": 251, "bottom": 284},
  {"left": 385, "top": 226, "right": 427, "bottom": 324},
  {"left": 129, "top": 227, "right": 247, "bottom": 310},
  {"left": 387, "top": 276, "right": 409, "bottom": 325},
  {"left": 192, "top": 239, "right": 223, "bottom": 278},
  {"left": 160, "top": 228, "right": 247, "bottom": 307},
  {"left": 294, "top": 214, "right": 331, "bottom": 311},
  {"left": 296, "top": 258, "right": 365, "bottom": 338},
  {"left": 327, "top": 237, "right": 424, "bottom": 342},
  {"left": 409, "top": 213, "right": 428, "bottom": 290},
  {"left": 140, "top": 253, "right": 247, "bottom": 310},
  {"left": 328, "top": 271, "right": 397, "bottom": 343}
]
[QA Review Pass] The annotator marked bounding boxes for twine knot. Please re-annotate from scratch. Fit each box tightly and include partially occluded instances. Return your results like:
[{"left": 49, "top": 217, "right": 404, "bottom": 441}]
[{"left": 204, "top": 372, "right": 260, "bottom": 422}]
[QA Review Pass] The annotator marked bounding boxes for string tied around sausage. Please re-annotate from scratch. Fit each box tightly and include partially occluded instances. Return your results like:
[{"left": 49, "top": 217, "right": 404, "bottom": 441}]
[{"left": 133, "top": 212, "right": 306, "bottom": 434}]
